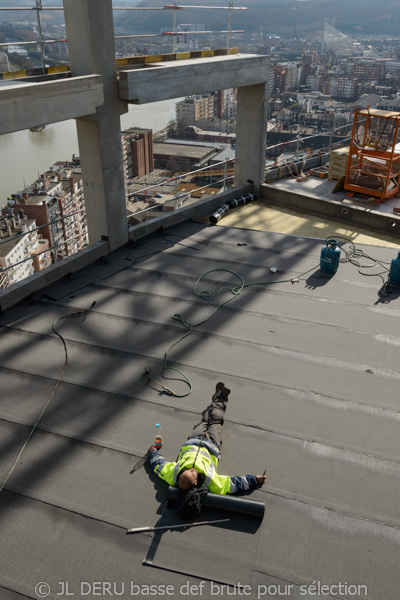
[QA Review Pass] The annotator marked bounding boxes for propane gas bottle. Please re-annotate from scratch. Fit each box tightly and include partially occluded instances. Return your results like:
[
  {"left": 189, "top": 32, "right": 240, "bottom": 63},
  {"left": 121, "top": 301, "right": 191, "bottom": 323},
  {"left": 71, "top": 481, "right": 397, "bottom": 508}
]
[
  {"left": 389, "top": 251, "right": 400, "bottom": 285},
  {"left": 320, "top": 239, "right": 341, "bottom": 274}
]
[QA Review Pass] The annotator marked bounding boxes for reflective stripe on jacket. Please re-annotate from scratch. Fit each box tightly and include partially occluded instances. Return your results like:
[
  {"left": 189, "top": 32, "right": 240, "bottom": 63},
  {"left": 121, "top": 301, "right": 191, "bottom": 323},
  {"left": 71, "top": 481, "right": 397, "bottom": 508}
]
[{"left": 148, "top": 438, "right": 259, "bottom": 495}]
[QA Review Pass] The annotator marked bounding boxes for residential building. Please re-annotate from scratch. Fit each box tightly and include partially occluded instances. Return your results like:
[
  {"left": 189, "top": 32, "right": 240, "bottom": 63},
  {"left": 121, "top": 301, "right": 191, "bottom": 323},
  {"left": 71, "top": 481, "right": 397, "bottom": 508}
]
[
  {"left": 214, "top": 89, "right": 225, "bottom": 120},
  {"left": 299, "top": 61, "right": 313, "bottom": 86},
  {"left": 323, "top": 77, "right": 357, "bottom": 99},
  {"left": 223, "top": 88, "right": 237, "bottom": 120},
  {"left": 352, "top": 60, "right": 383, "bottom": 82},
  {"left": 284, "top": 62, "right": 301, "bottom": 90},
  {"left": 186, "top": 125, "right": 235, "bottom": 145},
  {"left": 153, "top": 140, "right": 218, "bottom": 172},
  {"left": 31, "top": 236, "right": 51, "bottom": 273},
  {"left": 384, "top": 61, "right": 400, "bottom": 72},
  {"left": 8, "top": 161, "right": 88, "bottom": 263},
  {"left": 0, "top": 212, "right": 50, "bottom": 289},
  {"left": 0, "top": 51, "right": 10, "bottom": 72},
  {"left": 57, "top": 172, "right": 88, "bottom": 257},
  {"left": 302, "top": 51, "right": 318, "bottom": 66},
  {"left": 271, "top": 64, "right": 286, "bottom": 93},
  {"left": 306, "top": 75, "right": 322, "bottom": 91},
  {"left": 176, "top": 94, "right": 214, "bottom": 133},
  {"left": 7, "top": 192, "right": 63, "bottom": 262},
  {"left": 122, "top": 128, "right": 154, "bottom": 180}
]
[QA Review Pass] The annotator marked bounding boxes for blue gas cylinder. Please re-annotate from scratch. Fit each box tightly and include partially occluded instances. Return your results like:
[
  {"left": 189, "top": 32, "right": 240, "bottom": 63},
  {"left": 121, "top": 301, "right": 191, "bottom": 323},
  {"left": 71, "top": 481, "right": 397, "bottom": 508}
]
[
  {"left": 320, "top": 239, "right": 341, "bottom": 274},
  {"left": 388, "top": 251, "right": 400, "bottom": 285}
]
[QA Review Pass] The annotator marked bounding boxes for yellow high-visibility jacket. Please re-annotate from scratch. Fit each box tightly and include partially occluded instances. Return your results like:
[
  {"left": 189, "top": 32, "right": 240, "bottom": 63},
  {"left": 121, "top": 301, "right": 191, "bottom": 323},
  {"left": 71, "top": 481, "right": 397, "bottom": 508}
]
[{"left": 148, "top": 437, "right": 258, "bottom": 495}]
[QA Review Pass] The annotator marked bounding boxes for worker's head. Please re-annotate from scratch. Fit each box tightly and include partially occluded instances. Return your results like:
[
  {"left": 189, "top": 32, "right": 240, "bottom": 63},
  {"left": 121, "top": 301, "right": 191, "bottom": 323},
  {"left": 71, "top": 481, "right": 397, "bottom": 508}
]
[{"left": 177, "top": 468, "right": 198, "bottom": 490}]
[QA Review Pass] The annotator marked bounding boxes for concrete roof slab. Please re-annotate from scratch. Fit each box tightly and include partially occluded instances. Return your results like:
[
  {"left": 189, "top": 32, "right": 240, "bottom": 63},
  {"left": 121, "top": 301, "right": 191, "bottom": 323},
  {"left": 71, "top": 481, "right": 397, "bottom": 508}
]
[
  {"left": 1, "top": 221, "right": 399, "bottom": 598},
  {"left": 255, "top": 493, "right": 399, "bottom": 600},
  {"left": 0, "top": 491, "right": 201, "bottom": 599}
]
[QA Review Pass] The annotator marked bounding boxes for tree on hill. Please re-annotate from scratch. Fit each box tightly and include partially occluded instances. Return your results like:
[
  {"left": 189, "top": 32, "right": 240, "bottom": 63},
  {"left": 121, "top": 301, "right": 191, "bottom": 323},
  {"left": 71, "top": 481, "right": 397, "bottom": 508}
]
[{"left": 6, "top": 51, "right": 34, "bottom": 71}]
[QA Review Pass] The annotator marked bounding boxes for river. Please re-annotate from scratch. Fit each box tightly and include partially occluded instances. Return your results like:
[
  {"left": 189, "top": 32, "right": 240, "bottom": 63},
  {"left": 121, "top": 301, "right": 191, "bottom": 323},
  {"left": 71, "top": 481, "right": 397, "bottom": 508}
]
[{"left": 0, "top": 98, "right": 178, "bottom": 202}]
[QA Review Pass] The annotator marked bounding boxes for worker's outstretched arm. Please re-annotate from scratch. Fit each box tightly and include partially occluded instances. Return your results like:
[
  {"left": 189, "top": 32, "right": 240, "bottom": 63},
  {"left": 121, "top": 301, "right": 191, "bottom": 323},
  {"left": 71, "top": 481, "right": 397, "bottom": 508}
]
[
  {"left": 208, "top": 472, "right": 266, "bottom": 495},
  {"left": 147, "top": 447, "right": 176, "bottom": 486},
  {"left": 228, "top": 474, "right": 265, "bottom": 494}
]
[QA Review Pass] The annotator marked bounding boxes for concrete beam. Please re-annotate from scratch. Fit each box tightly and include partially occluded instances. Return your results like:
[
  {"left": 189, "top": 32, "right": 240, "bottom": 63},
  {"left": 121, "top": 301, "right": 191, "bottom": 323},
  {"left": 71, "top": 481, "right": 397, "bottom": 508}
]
[
  {"left": 118, "top": 54, "right": 269, "bottom": 104},
  {"left": 0, "top": 75, "right": 104, "bottom": 135}
]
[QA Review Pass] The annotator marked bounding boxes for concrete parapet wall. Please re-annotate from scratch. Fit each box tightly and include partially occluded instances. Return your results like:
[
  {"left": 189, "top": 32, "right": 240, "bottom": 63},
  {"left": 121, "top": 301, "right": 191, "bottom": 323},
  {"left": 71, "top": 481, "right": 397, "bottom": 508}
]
[
  {"left": 264, "top": 153, "right": 329, "bottom": 183},
  {"left": 128, "top": 184, "right": 252, "bottom": 243},
  {"left": 0, "top": 240, "right": 109, "bottom": 313},
  {"left": 0, "top": 186, "right": 253, "bottom": 312},
  {"left": 260, "top": 183, "right": 400, "bottom": 239}
]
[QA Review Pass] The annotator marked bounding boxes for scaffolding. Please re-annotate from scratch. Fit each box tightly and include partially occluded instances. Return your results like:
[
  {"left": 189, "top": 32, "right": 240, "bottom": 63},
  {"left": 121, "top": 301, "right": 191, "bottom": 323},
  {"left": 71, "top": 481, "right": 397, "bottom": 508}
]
[
  {"left": 0, "top": 1, "right": 246, "bottom": 74},
  {"left": 344, "top": 107, "right": 400, "bottom": 203}
]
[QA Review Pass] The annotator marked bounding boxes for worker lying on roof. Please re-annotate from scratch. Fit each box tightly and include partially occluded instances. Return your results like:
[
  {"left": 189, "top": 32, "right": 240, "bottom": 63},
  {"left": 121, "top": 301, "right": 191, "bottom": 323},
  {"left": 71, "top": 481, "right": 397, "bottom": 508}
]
[{"left": 148, "top": 383, "right": 266, "bottom": 495}]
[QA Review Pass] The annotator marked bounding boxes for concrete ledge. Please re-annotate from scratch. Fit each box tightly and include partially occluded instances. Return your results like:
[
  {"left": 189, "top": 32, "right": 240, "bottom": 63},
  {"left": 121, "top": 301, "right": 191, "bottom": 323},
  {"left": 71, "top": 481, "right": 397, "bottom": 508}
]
[
  {"left": 116, "top": 48, "right": 238, "bottom": 69},
  {"left": 0, "top": 64, "right": 70, "bottom": 82},
  {"left": 0, "top": 75, "right": 104, "bottom": 135},
  {"left": 265, "top": 153, "right": 329, "bottom": 183},
  {"left": 118, "top": 54, "right": 269, "bottom": 104},
  {"left": 0, "top": 240, "right": 109, "bottom": 313},
  {"left": 128, "top": 185, "right": 252, "bottom": 243},
  {"left": 260, "top": 183, "right": 400, "bottom": 239}
]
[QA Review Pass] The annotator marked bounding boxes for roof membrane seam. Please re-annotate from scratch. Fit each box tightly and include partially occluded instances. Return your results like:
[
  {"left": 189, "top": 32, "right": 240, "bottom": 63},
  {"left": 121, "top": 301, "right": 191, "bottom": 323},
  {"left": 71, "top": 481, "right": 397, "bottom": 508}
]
[
  {"left": 4, "top": 489, "right": 128, "bottom": 532},
  {"left": 0, "top": 417, "right": 146, "bottom": 459}
]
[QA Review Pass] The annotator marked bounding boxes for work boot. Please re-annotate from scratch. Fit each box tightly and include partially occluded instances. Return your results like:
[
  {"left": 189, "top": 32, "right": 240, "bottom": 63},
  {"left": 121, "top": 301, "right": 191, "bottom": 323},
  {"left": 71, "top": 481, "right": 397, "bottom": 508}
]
[{"left": 212, "top": 381, "right": 225, "bottom": 401}]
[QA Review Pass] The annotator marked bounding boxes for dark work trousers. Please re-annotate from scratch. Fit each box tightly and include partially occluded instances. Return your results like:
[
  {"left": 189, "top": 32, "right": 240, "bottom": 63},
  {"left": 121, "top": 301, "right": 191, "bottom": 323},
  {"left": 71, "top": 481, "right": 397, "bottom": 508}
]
[{"left": 187, "top": 399, "right": 228, "bottom": 450}]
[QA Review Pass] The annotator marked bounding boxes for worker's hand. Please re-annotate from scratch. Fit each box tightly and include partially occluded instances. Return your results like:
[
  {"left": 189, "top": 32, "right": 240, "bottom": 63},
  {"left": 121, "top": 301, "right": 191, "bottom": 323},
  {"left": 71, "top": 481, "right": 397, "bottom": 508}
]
[
  {"left": 148, "top": 444, "right": 157, "bottom": 453},
  {"left": 256, "top": 474, "right": 266, "bottom": 485}
]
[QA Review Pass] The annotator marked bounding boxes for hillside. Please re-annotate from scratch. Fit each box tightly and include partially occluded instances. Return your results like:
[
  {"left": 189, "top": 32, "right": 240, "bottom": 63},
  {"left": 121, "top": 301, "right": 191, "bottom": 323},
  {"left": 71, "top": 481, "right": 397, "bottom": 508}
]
[
  {"left": 113, "top": 0, "right": 400, "bottom": 37},
  {"left": 1, "top": 0, "right": 399, "bottom": 37}
]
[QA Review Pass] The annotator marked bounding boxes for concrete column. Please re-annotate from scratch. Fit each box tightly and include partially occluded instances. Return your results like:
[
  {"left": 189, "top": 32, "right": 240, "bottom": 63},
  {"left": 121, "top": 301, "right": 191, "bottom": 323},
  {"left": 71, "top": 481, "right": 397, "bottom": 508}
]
[
  {"left": 63, "top": 0, "right": 128, "bottom": 250},
  {"left": 234, "top": 83, "right": 269, "bottom": 195}
]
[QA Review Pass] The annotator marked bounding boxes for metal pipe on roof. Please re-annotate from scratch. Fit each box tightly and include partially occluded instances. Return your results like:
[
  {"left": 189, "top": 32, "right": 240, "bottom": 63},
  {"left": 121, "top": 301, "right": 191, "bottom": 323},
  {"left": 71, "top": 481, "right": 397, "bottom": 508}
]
[
  {"left": 164, "top": 4, "right": 247, "bottom": 9},
  {"left": 127, "top": 518, "right": 230, "bottom": 534}
]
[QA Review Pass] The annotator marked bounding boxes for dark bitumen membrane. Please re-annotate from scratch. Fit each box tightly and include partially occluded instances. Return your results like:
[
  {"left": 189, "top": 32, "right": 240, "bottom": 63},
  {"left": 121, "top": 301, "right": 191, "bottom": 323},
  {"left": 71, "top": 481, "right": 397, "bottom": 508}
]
[{"left": 0, "top": 221, "right": 399, "bottom": 599}]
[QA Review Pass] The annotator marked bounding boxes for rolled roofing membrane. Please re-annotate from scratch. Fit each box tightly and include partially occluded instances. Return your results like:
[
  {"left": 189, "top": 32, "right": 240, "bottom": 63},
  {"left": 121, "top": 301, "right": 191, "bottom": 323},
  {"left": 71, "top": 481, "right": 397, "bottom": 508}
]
[{"left": 167, "top": 486, "right": 265, "bottom": 519}]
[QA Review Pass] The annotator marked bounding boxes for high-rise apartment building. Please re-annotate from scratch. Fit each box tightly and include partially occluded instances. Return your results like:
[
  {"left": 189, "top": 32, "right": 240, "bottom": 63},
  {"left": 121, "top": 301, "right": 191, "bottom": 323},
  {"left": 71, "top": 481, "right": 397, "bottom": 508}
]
[
  {"left": 352, "top": 60, "right": 383, "bottom": 82},
  {"left": 284, "top": 63, "right": 301, "bottom": 91},
  {"left": 214, "top": 90, "right": 225, "bottom": 120},
  {"left": 122, "top": 128, "right": 154, "bottom": 180},
  {"left": 176, "top": 94, "right": 214, "bottom": 132},
  {"left": 223, "top": 88, "right": 237, "bottom": 121},
  {"left": 9, "top": 160, "right": 88, "bottom": 262},
  {"left": 0, "top": 51, "right": 10, "bottom": 72},
  {"left": 323, "top": 77, "right": 358, "bottom": 99},
  {"left": 0, "top": 212, "right": 50, "bottom": 289},
  {"left": 306, "top": 75, "right": 323, "bottom": 92}
]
